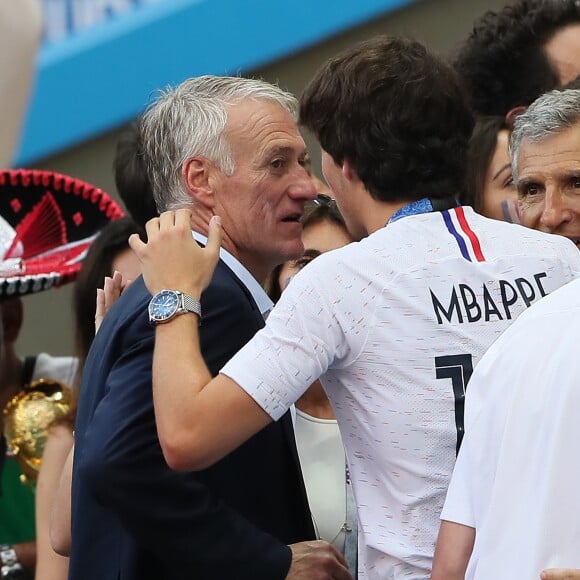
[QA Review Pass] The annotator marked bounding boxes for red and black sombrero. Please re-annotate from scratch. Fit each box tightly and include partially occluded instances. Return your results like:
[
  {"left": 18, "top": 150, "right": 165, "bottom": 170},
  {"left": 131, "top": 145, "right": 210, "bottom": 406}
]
[{"left": 0, "top": 169, "right": 124, "bottom": 298}]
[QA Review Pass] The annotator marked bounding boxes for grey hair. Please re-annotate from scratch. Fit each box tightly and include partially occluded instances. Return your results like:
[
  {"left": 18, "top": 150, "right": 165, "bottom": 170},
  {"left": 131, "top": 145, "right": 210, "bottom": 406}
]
[
  {"left": 140, "top": 76, "right": 298, "bottom": 212},
  {"left": 510, "top": 89, "right": 580, "bottom": 181}
]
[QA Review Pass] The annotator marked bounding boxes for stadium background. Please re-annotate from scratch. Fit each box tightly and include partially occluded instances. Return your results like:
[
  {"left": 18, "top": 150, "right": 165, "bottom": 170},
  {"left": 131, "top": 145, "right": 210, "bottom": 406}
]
[{"left": 18, "top": 0, "right": 506, "bottom": 356}]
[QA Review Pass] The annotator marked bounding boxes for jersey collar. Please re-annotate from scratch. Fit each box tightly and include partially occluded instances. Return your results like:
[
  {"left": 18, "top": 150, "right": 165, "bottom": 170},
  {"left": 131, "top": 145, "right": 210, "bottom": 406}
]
[{"left": 388, "top": 196, "right": 459, "bottom": 225}]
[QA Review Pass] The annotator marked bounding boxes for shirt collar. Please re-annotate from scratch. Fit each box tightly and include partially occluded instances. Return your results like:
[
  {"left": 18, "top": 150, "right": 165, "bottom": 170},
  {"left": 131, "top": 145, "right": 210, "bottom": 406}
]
[
  {"left": 192, "top": 231, "right": 273, "bottom": 318},
  {"left": 388, "top": 198, "right": 435, "bottom": 225},
  {"left": 388, "top": 196, "right": 459, "bottom": 225}
]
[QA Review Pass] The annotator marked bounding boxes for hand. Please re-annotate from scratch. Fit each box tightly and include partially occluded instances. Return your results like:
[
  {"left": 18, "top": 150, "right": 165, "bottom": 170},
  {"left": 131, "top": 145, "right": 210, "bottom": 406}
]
[
  {"left": 286, "top": 540, "right": 353, "bottom": 579},
  {"left": 129, "top": 210, "right": 222, "bottom": 297},
  {"left": 95, "top": 271, "right": 126, "bottom": 333},
  {"left": 541, "top": 570, "right": 580, "bottom": 580}
]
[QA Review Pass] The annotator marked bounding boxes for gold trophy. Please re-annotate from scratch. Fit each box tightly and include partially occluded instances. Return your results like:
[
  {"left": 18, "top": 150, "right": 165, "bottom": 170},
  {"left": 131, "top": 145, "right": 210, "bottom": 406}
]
[{"left": 3, "top": 379, "right": 71, "bottom": 484}]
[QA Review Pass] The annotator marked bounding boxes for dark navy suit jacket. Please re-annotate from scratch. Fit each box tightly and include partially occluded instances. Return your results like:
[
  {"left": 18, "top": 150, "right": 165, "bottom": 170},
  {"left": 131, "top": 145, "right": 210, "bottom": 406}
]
[{"left": 69, "top": 261, "right": 314, "bottom": 579}]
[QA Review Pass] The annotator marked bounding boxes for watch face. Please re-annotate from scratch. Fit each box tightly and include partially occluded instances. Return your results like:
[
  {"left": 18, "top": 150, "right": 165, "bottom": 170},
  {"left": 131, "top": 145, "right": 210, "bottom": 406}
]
[{"left": 149, "top": 290, "right": 179, "bottom": 322}]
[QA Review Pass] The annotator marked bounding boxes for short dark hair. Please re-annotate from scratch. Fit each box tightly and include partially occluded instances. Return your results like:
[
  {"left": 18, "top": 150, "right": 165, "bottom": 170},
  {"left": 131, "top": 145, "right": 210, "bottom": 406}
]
[
  {"left": 300, "top": 36, "right": 474, "bottom": 203},
  {"left": 113, "top": 122, "right": 158, "bottom": 228},
  {"left": 454, "top": 0, "right": 580, "bottom": 117},
  {"left": 461, "top": 116, "right": 510, "bottom": 211}
]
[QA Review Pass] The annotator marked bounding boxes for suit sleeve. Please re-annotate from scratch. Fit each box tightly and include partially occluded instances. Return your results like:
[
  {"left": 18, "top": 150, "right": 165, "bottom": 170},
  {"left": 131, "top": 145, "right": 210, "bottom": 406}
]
[{"left": 77, "top": 278, "right": 292, "bottom": 579}]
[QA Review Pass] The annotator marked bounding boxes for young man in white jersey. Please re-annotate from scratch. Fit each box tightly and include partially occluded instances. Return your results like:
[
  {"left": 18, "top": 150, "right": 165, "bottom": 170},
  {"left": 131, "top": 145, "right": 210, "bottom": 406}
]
[
  {"left": 431, "top": 89, "right": 580, "bottom": 580},
  {"left": 129, "top": 37, "right": 580, "bottom": 579}
]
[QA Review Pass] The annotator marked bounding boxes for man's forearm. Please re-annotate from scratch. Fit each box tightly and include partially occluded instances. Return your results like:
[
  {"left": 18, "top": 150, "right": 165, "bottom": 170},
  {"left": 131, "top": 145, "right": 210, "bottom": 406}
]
[
  {"left": 50, "top": 445, "right": 73, "bottom": 556},
  {"left": 151, "top": 314, "right": 271, "bottom": 471},
  {"left": 431, "top": 520, "right": 475, "bottom": 580},
  {"left": 152, "top": 314, "right": 212, "bottom": 470}
]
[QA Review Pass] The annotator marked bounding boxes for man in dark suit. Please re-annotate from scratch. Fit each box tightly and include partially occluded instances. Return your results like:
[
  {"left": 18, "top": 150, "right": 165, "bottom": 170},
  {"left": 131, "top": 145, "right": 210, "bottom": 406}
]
[{"left": 69, "top": 76, "right": 351, "bottom": 579}]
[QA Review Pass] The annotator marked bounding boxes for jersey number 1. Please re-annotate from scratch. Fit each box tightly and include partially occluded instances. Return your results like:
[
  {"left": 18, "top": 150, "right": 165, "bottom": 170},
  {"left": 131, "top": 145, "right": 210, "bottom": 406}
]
[{"left": 434, "top": 354, "right": 473, "bottom": 454}]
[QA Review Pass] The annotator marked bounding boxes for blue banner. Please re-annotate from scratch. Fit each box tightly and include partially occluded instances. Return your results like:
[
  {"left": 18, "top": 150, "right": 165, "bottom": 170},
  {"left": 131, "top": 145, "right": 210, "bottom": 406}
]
[
  {"left": 17, "top": 0, "right": 417, "bottom": 164},
  {"left": 42, "top": 0, "right": 164, "bottom": 43}
]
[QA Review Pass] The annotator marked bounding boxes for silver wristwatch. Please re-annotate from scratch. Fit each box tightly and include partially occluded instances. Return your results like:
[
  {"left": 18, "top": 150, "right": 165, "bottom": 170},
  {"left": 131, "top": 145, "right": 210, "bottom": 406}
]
[{"left": 148, "top": 289, "right": 201, "bottom": 325}]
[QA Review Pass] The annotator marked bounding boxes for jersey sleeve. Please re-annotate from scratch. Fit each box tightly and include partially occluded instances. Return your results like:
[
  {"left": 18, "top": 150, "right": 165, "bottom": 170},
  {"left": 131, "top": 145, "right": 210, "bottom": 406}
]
[{"left": 221, "top": 258, "right": 353, "bottom": 420}]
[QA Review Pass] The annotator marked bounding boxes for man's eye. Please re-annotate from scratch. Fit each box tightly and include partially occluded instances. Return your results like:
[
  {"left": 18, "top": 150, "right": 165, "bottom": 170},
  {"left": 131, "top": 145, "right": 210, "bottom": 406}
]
[
  {"left": 271, "top": 159, "right": 284, "bottom": 169},
  {"left": 523, "top": 183, "right": 540, "bottom": 196},
  {"left": 572, "top": 177, "right": 580, "bottom": 189}
]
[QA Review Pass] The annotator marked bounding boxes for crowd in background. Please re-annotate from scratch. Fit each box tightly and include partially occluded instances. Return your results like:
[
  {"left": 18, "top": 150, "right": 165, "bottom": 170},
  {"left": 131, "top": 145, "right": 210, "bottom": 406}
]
[{"left": 1, "top": 1, "right": 580, "bottom": 579}]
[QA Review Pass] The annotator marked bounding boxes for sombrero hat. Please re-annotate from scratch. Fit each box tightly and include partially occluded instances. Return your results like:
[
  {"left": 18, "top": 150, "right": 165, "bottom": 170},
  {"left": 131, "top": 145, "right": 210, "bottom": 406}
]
[{"left": 0, "top": 169, "right": 124, "bottom": 297}]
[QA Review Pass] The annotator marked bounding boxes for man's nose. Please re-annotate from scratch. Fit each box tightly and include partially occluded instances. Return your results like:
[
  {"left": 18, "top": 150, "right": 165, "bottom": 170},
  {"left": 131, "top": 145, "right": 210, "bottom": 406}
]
[
  {"left": 540, "top": 188, "right": 575, "bottom": 231},
  {"left": 289, "top": 166, "right": 317, "bottom": 201}
]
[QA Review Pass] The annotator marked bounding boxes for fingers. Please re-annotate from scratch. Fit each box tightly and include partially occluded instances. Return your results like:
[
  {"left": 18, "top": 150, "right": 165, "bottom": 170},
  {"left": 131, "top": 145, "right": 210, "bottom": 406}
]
[
  {"left": 174, "top": 208, "right": 193, "bottom": 228},
  {"left": 325, "top": 543, "right": 351, "bottom": 580},
  {"left": 111, "top": 270, "right": 123, "bottom": 289},
  {"left": 315, "top": 541, "right": 348, "bottom": 571},
  {"left": 95, "top": 272, "right": 125, "bottom": 332},
  {"left": 206, "top": 215, "right": 222, "bottom": 262},
  {"left": 134, "top": 210, "right": 193, "bottom": 246},
  {"left": 156, "top": 208, "right": 192, "bottom": 232},
  {"left": 332, "top": 545, "right": 349, "bottom": 571},
  {"left": 126, "top": 209, "right": 220, "bottom": 297},
  {"left": 541, "top": 570, "right": 580, "bottom": 580},
  {"left": 128, "top": 232, "right": 144, "bottom": 254},
  {"left": 142, "top": 214, "right": 163, "bottom": 246},
  {"left": 105, "top": 272, "right": 123, "bottom": 306},
  {"left": 287, "top": 540, "right": 353, "bottom": 580},
  {"left": 334, "top": 565, "right": 353, "bottom": 580},
  {"left": 95, "top": 288, "right": 105, "bottom": 333},
  {"left": 131, "top": 210, "right": 220, "bottom": 265},
  {"left": 159, "top": 208, "right": 184, "bottom": 228}
]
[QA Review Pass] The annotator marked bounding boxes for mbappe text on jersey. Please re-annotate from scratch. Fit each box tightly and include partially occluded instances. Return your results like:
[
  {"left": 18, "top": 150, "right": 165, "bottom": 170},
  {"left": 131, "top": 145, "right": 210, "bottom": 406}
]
[{"left": 430, "top": 272, "right": 548, "bottom": 324}]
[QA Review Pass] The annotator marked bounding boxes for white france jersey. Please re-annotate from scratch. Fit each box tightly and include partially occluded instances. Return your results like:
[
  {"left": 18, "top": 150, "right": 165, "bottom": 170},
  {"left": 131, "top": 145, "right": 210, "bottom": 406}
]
[{"left": 221, "top": 206, "right": 580, "bottom": 579}]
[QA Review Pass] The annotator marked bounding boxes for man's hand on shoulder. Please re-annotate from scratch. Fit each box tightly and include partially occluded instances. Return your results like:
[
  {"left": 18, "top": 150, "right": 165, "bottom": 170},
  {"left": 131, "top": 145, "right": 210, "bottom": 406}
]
[
  {"left": 287, "top": 540, "right": 353, "bottom": 579},
  {"left": 129, "top": 209, "right": 222, "bottom": 298}
]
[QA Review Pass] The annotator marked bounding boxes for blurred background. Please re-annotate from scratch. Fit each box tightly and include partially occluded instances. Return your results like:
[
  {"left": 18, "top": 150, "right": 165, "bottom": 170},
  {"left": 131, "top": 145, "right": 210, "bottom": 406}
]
[{"left": 17, "top": 0, "right": 506, "bottom": 357}]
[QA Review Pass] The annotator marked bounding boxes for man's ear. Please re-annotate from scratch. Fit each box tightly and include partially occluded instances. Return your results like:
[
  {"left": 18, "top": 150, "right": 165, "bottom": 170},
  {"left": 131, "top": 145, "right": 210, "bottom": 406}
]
[
  {"left": 505, "top": 105, "right": 527, "bottom": 129},
  {"left": 182, "top": 157, "right": 216, "bottom": 209},
  {"left": 342, "top": 159, "right": 360, "bottom": 184}
]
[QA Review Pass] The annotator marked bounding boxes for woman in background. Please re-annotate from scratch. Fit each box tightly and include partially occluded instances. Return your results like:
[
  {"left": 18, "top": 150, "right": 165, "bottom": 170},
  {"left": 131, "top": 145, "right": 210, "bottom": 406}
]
[{"left": 461, "top": 116, "right": 518, "bottom": 223}]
